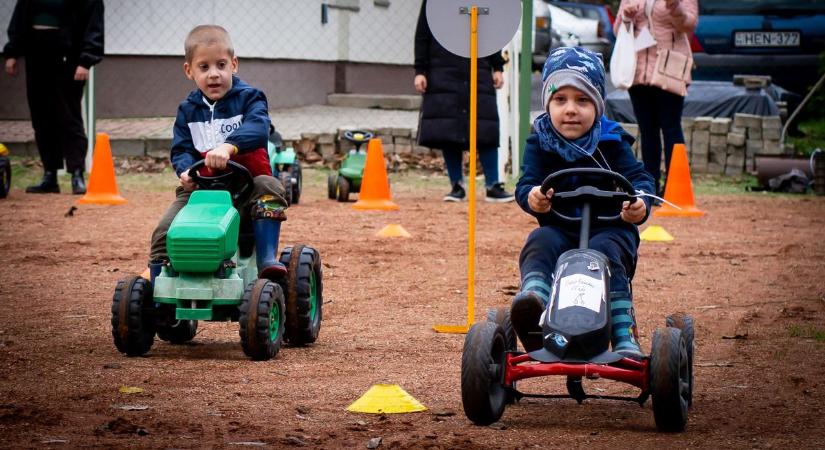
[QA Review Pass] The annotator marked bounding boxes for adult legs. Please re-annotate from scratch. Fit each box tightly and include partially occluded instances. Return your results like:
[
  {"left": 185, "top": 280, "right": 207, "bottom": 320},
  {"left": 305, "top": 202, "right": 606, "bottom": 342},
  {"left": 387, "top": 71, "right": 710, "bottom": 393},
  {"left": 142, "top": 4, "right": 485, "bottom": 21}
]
[
  {"left": 25, "top": 34, "right": 64, "bottom": 193},
  {"left": 656, "top": 89, "right": 686, "bottom": 187},
  {"left": 628, "top": 85, "right": 663, "bottom": 194}
]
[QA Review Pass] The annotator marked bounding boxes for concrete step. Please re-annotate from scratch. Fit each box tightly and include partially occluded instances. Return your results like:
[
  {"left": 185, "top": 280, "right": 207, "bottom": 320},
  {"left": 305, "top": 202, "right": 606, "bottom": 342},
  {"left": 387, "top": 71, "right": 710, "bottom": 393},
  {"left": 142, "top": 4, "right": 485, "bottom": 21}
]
[{"left": 327, "top": 93, "right": 421, "bottom": 110}]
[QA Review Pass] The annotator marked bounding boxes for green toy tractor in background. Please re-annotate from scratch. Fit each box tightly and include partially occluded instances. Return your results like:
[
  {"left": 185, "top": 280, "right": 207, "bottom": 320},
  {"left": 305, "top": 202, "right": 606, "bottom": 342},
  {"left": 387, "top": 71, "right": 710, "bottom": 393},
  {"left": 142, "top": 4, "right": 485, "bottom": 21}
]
[
  {"left": 111, "top": 161, "right": 322, "bottom": 361},
  {"left": 327, "top": 130, "right": 372, "bottom": 202},
  {"left": 268, "top": 126, "right": 302, "bottom": 205},
  {"left": 0, "top": 143, "right": 10, "bottom": 199}
]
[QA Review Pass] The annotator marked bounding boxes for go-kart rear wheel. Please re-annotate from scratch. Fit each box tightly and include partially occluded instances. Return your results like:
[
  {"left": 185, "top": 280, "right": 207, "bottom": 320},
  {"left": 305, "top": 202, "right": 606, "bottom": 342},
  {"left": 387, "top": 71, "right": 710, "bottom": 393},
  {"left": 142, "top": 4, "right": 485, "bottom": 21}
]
[
  {"left": 650, "top": 327, "right": 690, "bottom": 432},
  {"left": 290, "top": 164, "right": 302, "bottom": 204},
  {"left": 111, "top": 276, "right": 156, "bottom": 356},
  {"left": 279, "top": 245, "right": 323, "bottom": 345},
  {"left": 666, "top": 313, "right": 695, "bottom": 406},
  {"left": 239, "top": 279, "right": 285, "bottom": 360},
  {"left": 0, "top": 157, "right": 10, "bottom": 199},
  {"left": 486, "top": 307, "right": 516, "bottom": 352},
  {"left": 461, "top": 322, "right": 509, "bottom": 426},
  {"left": 327, "top": 174, "right": 337, "bottom": 200},
  {"left": 278, "top": 171, "right": 293, "bottom": 205},
  {"left": 157, "top": 320, "right": 198, "bottom": 344},
  {"left": 336, "top": 176, "right": 350, "bottom": 202}
]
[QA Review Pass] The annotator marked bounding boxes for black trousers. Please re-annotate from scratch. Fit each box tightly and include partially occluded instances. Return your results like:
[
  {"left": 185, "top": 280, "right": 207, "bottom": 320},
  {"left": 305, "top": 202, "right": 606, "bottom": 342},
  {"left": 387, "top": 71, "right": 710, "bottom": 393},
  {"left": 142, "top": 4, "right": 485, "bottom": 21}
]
[
  {"left": 628, "top": 84, "right": 685, "bottom": 195},
  {"left": 25, "top": 30, "right": 88, "bottom": 173}
]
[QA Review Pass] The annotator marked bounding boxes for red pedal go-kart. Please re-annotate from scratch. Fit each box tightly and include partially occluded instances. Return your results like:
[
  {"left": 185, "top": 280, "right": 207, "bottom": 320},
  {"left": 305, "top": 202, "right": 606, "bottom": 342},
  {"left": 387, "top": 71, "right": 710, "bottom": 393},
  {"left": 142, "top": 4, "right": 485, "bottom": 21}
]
[{"left": 461, "top": 168, "right": 694, "bottom": 432}]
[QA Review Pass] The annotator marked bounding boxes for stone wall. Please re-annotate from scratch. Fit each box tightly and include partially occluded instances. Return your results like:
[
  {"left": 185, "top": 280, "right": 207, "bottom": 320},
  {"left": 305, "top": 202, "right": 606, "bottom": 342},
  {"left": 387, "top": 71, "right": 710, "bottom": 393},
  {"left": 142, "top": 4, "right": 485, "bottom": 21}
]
[{"left": 620, "top": 113, "right": 785, "bottom": 176}]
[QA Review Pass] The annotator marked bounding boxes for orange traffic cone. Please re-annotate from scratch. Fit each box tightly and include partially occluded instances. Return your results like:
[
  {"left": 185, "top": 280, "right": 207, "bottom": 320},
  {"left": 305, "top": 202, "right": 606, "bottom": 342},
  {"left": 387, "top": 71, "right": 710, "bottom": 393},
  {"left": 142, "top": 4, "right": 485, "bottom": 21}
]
[
  {"left": 352, "top": 138, "right": 398, "bottom": 211},
  {"left": 78, "top": 133, "right": 127, "bottom": 205},
  {"left": 654, "top": 143, "right": 703, "bottom": 217}
]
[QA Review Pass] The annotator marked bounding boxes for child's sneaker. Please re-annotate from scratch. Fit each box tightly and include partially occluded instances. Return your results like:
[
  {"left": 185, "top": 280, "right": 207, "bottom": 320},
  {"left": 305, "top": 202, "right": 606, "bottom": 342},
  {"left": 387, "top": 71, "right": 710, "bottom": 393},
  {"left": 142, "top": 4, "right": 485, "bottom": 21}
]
[
  {"left": 485, "top": 183, "right": 515, "bottom": 203},
  {"left": 510, "top": 291, "right": 545, "bottom": 352},
  {"left": 443, "top": 183, "right": 466, "bottom": 202}
]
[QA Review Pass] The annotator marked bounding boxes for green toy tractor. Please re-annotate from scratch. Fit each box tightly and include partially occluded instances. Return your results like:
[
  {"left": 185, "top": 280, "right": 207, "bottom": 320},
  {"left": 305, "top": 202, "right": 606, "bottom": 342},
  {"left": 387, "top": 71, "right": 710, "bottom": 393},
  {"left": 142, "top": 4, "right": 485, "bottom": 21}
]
[
  {"left": 0, "top": 143, "right": 10, "bottom": 199},
  {"left": 327, "top": 130, "right": 372, "bottom": 202},
  {"left": 268, "top": 127, "right": 302, "bottom": 204},
  {"left": 111, "top": 161, "right": 323, "bottom": 361}
]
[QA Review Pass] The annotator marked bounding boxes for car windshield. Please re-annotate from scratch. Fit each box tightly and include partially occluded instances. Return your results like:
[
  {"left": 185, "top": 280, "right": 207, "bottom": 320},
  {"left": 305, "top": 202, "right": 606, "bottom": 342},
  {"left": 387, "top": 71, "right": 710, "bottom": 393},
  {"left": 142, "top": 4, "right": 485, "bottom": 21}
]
[{"left": 700, "top": 0, "right": 825, "bottom": 14}]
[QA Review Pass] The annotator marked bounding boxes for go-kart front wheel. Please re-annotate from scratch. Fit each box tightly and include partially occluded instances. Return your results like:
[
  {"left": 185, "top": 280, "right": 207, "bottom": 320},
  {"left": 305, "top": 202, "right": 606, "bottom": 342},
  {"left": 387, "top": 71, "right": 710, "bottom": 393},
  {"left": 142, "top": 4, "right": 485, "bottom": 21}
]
[
  {"left": 111, "top": 276, "right": 156, "bottom": 356},
  {"left": 650, "top": 327, "right": 690, "bottom": 432},
  {"left": 239, "top": 279, "right": 285, "bottom": 361},
  {"left": 278, "top": 245, "right": 323, "bottom": 345},
  {"left": 461, "top": 322, "right": 509, "bottom": 426},
  {"left": 486, "top": 307, "right": 516, "bottom": 352}
]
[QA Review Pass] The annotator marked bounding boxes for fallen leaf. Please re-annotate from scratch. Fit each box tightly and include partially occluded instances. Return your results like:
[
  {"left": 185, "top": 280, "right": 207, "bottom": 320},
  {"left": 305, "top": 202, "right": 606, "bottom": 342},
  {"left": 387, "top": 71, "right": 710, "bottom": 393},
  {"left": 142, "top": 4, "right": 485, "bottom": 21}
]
[{"left": 118, "top": 386, "right": 144, "bottom": 394}]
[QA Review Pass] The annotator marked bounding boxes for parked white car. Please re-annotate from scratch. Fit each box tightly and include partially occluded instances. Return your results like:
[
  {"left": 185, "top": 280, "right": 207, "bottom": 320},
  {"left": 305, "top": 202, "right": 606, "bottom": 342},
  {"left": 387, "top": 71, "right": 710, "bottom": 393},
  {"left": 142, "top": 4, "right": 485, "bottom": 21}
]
[{"left": 534, "top": 1, "right": 611, "bottom": 64}]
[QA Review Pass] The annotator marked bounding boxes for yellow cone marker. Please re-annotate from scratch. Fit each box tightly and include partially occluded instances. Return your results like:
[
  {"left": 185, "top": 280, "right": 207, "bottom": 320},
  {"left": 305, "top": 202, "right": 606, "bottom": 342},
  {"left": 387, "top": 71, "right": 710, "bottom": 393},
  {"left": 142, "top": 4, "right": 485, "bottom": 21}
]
[
  {"left": 640, "top": 225, "right": 674, "bottom": 242},
  {"left": 346, "top": 384, "right": 427, "bottom": 414},
  {"left": 376, "top": 224, "right": 411, "bottom": 238}
]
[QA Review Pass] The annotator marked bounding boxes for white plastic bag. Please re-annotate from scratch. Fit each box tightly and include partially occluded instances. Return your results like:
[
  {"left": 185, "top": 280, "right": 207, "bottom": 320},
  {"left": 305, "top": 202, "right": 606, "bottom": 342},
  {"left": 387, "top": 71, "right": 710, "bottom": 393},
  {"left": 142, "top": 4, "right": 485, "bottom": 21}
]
[{"left": 610, "top": 19, "right": 637, "bottom": 90}]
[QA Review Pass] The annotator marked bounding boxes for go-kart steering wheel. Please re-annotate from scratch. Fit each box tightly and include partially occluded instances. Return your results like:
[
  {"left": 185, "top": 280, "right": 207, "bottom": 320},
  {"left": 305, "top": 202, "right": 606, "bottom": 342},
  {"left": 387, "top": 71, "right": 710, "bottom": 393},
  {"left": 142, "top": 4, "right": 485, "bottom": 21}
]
[
  {"left": 539, "top": 167, "right": 638, "bottom": 222},
  {"left": 187, "top": 159, "right": 254, "bottom": 204}
]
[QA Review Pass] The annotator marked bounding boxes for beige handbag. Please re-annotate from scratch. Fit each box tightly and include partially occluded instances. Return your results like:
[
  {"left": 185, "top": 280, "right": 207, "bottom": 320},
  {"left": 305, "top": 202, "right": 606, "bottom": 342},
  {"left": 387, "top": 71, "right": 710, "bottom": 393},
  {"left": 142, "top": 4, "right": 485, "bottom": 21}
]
[{"left": 650, "top": 48, "right": 692, "bottom": 96}]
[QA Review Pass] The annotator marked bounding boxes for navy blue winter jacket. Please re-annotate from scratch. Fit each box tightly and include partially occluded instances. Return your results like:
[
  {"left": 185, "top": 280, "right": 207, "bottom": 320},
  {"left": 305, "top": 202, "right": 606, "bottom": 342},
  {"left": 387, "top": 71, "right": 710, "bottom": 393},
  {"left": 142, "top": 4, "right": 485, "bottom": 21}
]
[
  {"left": 170, "top": 76, "right": 271, "bottom": 176},
  {"left": 516, "top": 117, "right": 655, "bottom": 233}
]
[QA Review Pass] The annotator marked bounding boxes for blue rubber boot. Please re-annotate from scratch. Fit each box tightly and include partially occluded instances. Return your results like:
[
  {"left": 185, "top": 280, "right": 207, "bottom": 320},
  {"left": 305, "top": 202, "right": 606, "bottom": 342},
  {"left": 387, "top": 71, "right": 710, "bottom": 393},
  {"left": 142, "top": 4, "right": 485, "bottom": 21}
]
[
  {"left": 610, "top": 295, "right": 643, "bottom": 359},
  {"left": 253, "top": 218, "right": 287, "bottom": 280},
  {"left": 148, "top": 261, "right": 164, "bottom": 286}
]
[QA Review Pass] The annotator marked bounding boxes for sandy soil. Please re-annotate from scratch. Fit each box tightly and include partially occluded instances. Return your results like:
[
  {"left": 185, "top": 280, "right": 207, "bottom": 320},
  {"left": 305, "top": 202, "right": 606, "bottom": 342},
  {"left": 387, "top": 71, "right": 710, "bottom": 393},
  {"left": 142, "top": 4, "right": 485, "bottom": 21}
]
[{"left": 0, "top": 171, "right": 824, "bottom": 449}]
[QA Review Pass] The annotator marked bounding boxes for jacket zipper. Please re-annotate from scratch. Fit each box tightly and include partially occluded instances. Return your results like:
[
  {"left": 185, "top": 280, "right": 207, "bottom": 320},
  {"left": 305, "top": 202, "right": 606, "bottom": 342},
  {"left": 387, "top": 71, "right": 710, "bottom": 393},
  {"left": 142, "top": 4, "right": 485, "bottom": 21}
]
[{"left": 203, "top": 96, "right": 217, "bottom": 150}]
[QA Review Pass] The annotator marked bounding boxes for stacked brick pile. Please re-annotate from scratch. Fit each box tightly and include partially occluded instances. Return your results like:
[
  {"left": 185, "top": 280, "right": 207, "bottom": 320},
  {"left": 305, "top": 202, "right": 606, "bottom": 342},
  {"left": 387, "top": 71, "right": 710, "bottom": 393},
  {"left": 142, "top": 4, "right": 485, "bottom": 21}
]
[{"left": 620, "top": 113, "right": 784, "bottom": 176}]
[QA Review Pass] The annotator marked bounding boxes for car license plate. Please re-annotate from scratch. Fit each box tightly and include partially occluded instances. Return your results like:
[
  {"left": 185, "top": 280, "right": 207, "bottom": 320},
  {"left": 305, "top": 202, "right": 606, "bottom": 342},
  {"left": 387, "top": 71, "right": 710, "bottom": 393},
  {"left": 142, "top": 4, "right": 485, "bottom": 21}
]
[{"left": 734, "top": 31, "right": 800, "bottom": 47}]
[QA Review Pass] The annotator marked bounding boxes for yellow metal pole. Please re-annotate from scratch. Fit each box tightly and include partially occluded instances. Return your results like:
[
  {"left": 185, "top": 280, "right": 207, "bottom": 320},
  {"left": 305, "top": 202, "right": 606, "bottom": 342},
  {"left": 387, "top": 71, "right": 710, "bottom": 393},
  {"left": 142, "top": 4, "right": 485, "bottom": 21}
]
[
  {"left": 433, "top": 6, "right": 479, "bottom": 334},
  {"left": 467, "top": 5, "right": 478, "bottom": 329}
]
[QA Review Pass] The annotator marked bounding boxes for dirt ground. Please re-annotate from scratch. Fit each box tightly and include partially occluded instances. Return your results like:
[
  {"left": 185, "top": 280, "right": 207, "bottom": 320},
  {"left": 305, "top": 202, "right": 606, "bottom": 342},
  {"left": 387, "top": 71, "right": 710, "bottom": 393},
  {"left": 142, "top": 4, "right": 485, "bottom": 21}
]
[{"left": 1, "top": 169, "right": 824, "bottom": 449}]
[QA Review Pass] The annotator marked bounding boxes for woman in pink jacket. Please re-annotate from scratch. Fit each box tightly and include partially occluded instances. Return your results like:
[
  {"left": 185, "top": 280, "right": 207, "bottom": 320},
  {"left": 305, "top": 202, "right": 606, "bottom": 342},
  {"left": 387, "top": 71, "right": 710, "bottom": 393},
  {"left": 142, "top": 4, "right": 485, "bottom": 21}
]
[{"left": 615, "top": 0, "right": 698, "bottom": 198}]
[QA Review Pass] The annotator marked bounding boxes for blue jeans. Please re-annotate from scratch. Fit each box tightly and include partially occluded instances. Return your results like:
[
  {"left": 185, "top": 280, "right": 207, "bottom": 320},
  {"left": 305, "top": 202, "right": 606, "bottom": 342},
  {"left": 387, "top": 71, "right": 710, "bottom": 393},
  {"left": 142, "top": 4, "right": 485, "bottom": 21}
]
[
  {"left": 442, "top": 147, "right": 499, "bottom": 188},
  {"left": 628, "top": 85, "right": 685, "bottom": 195},
  {"left": 519, "top": 225, "right": 639, "bottom": 297}
]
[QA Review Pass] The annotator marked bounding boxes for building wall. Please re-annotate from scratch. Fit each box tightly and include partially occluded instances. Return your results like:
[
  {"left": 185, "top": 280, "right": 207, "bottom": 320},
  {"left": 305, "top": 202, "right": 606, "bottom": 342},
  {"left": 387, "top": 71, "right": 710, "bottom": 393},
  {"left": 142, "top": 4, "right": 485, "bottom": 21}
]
[{"left": 0, "top": 0, "right": 421, "bottom": 118}]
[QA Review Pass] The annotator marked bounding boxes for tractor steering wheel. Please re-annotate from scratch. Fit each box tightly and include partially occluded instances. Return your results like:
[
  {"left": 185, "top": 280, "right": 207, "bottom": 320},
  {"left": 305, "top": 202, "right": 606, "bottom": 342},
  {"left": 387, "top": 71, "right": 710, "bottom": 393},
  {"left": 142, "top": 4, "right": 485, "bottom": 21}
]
[
  {"left": 187, "top": 159, "right": 254, "bottom": 204},
  {"left": 539, "top": 167, "right": 638, "bottom": 223}
]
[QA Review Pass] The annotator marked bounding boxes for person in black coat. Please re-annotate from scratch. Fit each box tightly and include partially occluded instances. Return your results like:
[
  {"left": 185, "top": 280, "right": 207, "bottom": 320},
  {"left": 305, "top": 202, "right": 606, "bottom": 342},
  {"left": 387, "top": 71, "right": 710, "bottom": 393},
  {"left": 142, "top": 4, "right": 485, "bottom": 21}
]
[
  {"left": 4, "top": 0, "right": 104, "bottom": 195},
  {"left": 414, "top": 0, "right": 514, "bottom": 203}
]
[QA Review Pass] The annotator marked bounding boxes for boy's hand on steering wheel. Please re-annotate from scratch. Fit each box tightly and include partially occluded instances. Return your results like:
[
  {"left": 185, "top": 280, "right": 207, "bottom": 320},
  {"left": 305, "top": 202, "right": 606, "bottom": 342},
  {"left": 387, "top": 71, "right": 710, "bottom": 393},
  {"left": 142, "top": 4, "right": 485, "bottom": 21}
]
[
  {"left": 179, "top": 169, "right": 196, "bottom": 191},
  {"left": 205, "top": 144, "right": 233, "bottom": 170},
  {"left": 621, "top": 198, "right": 646, "bottom": 224},
  {"left": 528, "top": 185, "right": 553, "bottom": 213}
]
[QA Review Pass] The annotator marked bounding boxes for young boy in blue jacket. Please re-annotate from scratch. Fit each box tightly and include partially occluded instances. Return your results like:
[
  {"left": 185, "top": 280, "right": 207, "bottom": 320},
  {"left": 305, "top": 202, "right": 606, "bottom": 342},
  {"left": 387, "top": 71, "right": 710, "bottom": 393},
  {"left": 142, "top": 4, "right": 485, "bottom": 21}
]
[
  {"left": 512, "top": 47, "right": 655, "bottom": 358},
  {"left": 148, "top": 24, "right": 288, "bottom": 281}
]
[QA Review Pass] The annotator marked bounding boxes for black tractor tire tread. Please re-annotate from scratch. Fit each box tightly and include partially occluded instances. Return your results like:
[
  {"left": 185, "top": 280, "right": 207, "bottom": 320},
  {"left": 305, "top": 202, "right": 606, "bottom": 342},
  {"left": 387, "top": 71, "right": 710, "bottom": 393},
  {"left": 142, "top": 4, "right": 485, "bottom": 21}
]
[
  {"left": 111, "top": 276, "right": 156, "bottom": 356},
  {"left": 327, "top": 174, "right": 337, "bottom": 200},
  {"left": 278, "top": 172, "right": 293, "bottom": 206},
  {"left": 279, "top": 245, "right": 323, "bottom": 345},
  {"left": 650, "top": 327, "right": 689, "bottom": 432},
  {"left": 239, "top": 279, "right": 285, "bottom": 361},
  {"left": 336, "top": 176, "right": 350, "bottom": 202},
  {"left": 0, "top": 157, "right": 10, "bottom": 199},
  {"left": 461, "top": 322, "right": 508, "bottom": 426}
]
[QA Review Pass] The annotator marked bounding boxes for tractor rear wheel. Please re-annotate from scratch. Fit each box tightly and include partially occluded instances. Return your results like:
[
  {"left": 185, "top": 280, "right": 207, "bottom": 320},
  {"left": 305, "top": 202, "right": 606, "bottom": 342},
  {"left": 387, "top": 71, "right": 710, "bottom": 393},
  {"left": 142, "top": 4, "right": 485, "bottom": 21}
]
[
  {"left": 0, "top": 157, "right": 10, "bottom": 199},
  {"left": 279, "top": 245, "right": 323, "bottom": 345},
  {"left": 650, "top": 327, "right": 690, "bottom": 432},
  {"left": 111, "top": 276, "right": 156, "bottom": 356},
  {"left": 239, "top": 279, "right": 285, "bottom": 360},
  {"left": 461, "top": 322, "right": 508, "bottom": 425},
  {"left": 278, "top": 172, "right": 293, "bottom": 205}
]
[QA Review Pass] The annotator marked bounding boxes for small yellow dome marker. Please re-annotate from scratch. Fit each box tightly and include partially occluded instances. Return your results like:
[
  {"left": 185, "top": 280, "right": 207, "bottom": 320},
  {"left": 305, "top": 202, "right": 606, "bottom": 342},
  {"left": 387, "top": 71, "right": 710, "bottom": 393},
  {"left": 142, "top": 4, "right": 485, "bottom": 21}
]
[
  {"left": 346, "top": 384, "right": 427, "bottom": 414},
  {"left": 376, "top": 224, "right": 411, "bottom": 238},
  {"left": 640, "top": 225, "right": 674, "bottom": 242}
]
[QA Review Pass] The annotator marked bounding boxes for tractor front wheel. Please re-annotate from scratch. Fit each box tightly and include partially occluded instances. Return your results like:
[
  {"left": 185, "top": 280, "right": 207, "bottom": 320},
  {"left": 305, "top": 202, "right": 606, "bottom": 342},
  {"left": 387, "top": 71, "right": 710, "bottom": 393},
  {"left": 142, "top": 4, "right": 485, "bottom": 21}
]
[
  {"left": 327, "top": 174, "right": 337, "bottom": 200},
  {"left": 290, "top": 164, "right": 302, "bottom": 204},
  {"left": 111, "top": 276, "right": 156, "bottom": 356},
  {"left": 336, "top": 176, "right": 350, "bottom": 202},
  {"left": 239, "top": 279, "right": 285, "bottom": 360},
  {"left": 157, "top": 319, "right": 198, "bottom": 344}
]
